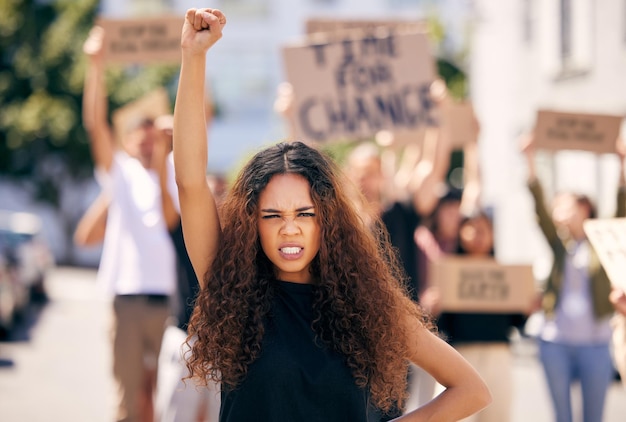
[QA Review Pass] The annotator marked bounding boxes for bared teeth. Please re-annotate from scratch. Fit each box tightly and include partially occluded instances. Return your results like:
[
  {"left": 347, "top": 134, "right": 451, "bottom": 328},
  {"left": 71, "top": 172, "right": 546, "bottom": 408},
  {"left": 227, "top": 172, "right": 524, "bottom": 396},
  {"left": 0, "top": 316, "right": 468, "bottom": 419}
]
[{"left": 281, "top": 247, "right": 301, "bottom": 254}]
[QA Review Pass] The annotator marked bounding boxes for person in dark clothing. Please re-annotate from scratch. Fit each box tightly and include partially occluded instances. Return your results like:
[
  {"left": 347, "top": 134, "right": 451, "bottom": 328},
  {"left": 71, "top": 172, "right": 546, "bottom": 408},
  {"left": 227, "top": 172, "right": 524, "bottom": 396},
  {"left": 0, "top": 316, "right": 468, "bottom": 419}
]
[
  {"left": 434, "top": 210, "right": 527, "bottom": 422},
  {"left": 343, "top": 142, "right": 429, "bottom": 301},
  {"left": 154, "top": 220, "right": 221, "bottom": 422},
  {"left": 173, "top": 8, "right": 492, "bottom": 422}
]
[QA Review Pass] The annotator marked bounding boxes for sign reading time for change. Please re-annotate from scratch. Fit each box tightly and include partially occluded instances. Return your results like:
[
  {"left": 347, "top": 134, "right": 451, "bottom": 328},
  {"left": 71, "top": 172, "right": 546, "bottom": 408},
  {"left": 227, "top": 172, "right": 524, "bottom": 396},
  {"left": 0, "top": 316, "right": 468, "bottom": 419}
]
[
  {"left": 282, "top": 31, "right": 437, "bottom": 143},
  {"left": 430, "top": 257, "right": 536, "bottom": 313},
  {"left": 584, "top": 218, "right": 626, "bottom": 292},
  {"left": 97, "top": 15, "right": 183, "bottom": 64},
  {"left": 534, "top": 110, "right": 623, "bottom": 154}
]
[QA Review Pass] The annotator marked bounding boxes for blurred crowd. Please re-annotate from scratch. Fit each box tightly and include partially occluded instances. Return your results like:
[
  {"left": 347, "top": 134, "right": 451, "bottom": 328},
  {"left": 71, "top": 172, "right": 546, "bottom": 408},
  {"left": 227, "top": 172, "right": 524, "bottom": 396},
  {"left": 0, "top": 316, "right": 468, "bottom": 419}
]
[{"left": 2, "top": 11, "right": 626, "bottom": 422}]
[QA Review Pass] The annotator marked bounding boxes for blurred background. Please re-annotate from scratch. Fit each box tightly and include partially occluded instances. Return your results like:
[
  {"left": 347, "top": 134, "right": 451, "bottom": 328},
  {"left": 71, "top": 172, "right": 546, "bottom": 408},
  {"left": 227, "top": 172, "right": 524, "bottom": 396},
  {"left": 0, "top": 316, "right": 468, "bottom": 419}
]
[
  {"left": 1, "top": 0, "right": 626, "bottom": 421},
  {"left": 2, "top": 0, "right": 626, "bottom": 271}
]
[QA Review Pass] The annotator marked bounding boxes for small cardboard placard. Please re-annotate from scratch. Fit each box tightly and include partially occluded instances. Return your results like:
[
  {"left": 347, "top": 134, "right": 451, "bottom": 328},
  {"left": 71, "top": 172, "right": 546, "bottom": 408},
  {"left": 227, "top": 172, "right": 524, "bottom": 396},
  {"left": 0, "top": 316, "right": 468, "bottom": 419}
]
[
  {"left": 282, "top": 31, "right": 437, "bottom": 144},
  {"left": 583, "top": 218, "right": 626, "bottom": 292},
  {"left": 534, "top": 110, "right": 623, "bottom": 154},
  {"left": 441, "top": 101, "right": 478, "bottom": 149},
  {"left": 430, "top": 257, "right": 536, "bottom": 313},
  {"left": 97, "top": 15, "right": 183, "bottom": 64},
  {"left": 111, "top": 88, "right": 171, "bottom": 143},
  {"left": 305, "top": 18, "right": 426, "bottom": 37}
]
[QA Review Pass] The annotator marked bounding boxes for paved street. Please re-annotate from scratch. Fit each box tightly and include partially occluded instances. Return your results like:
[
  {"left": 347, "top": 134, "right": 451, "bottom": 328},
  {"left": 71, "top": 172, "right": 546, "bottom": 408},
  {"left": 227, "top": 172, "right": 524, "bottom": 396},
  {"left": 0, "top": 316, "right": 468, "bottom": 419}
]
[{"left": 0, "top": 267, "right": 625, "bottom": 422}]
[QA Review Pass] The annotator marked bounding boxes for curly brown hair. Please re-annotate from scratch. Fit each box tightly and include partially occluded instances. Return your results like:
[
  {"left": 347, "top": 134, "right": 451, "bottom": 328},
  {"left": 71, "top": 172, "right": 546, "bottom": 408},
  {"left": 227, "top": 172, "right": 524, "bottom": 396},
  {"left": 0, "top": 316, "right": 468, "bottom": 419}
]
[{"left": 186, "top": 141, "right": 432, "bottom": 413}]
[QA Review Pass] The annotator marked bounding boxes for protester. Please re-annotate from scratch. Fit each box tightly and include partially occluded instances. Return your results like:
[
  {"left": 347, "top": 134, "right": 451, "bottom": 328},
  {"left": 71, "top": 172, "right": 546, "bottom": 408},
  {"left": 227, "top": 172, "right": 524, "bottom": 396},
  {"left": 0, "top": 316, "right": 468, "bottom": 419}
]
[
  {"left": 154, "top": 213, "right": 220, "bottom": 422},
  {"left": 440, "top": 210, "right": 527, "bottom": 422},
  {"left": 414, "top": 127, "right": 526, "bottom": 421},
  {"left": 74, "top": 117, "right": 224, "bottom": 421},
  {"left": 343, "top": 142, "right": 422, "bottom": 299},
  {"left": 173, "top": 8, "right": 491, "bottom": 421},
  {"left": 82, "top": 26, "right": 179, "bottom": 422},
  {"left": 521, "top": 132, "right": 625, "bottom": 422}
]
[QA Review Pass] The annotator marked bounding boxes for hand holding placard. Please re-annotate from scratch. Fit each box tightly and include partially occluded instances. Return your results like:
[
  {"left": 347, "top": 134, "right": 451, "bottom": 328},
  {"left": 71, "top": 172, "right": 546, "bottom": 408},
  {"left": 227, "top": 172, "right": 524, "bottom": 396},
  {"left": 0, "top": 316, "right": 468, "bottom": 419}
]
[{"left": 583, "top": 218, "right": 626, "bottom": 293}]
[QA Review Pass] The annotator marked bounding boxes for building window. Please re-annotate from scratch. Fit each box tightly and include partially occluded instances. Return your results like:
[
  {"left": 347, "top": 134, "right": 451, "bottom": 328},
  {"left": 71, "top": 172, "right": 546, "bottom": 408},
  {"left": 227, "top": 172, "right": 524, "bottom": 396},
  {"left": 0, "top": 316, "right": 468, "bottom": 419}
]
[
  {"left": 557, "top": 0, "right": 592, "bottom": 77},
  {"left": 622, "top": 0, "right": 626, "bottom": 44},
  {"left": 523, "top": 0, "right": 533, "bottom": 44},
  {"left": 560, "top": 0, "right": 572, "bottom": 61}
]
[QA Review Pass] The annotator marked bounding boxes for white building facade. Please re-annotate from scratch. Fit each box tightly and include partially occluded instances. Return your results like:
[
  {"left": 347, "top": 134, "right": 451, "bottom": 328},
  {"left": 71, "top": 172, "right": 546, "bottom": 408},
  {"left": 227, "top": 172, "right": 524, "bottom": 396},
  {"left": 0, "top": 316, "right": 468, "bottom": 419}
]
[{"left": 469, "top": 0, "right": 626, "bottom": 276}]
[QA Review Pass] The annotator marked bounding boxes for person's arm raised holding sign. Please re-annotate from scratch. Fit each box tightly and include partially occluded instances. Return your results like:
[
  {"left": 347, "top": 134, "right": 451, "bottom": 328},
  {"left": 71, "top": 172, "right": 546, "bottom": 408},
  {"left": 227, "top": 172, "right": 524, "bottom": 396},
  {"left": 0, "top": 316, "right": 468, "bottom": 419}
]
[{"left": 521, "top": 131, "right": 617, "bottom": 422}]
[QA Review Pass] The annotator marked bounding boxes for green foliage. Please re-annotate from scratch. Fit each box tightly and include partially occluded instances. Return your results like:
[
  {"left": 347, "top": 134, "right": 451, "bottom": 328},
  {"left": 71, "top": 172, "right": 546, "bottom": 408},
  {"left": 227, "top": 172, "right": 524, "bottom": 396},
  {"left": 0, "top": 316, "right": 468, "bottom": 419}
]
[
  {"left": 425, "top": 10, "right": 470, "bottom": 100},
  {"left": 0, "top": 0, "right": 178, "bottom": 207}
]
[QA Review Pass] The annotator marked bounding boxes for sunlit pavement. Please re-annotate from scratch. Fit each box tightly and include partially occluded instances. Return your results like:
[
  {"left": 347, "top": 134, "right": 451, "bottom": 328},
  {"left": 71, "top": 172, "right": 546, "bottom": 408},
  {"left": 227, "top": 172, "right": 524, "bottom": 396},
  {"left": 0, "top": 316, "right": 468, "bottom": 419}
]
[
  {"left": 0, "top": 267, "right": 624, "bottom": 422},
  {"left": 0, "top": 267, "right": 115, "bottom": 422}
]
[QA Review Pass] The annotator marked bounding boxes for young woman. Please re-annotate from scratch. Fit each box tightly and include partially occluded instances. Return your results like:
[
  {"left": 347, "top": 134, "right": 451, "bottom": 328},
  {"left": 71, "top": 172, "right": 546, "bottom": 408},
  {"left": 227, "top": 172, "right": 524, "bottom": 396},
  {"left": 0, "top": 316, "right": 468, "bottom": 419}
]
[
  {"left": 521, "top": 133, "right": 625, "bottom": 422},
  {"left": 173, "top": 8, "right": 491, "bottom": 421}
]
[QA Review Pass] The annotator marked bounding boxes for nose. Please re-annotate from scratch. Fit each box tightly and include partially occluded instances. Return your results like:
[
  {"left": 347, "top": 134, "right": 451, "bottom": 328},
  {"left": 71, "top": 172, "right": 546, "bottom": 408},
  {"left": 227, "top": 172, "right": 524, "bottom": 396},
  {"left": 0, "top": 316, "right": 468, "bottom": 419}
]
[{"left": 280, "top": 216, "right": 301, "bottom": 235}]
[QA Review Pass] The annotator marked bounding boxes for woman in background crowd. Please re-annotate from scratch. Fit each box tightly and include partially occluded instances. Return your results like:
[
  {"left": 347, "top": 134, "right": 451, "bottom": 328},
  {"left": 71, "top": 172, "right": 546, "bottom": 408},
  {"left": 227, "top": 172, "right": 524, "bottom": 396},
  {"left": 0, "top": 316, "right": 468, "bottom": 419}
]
[{"left": 521, "top": 133, "right": 626, "bottom": 422}]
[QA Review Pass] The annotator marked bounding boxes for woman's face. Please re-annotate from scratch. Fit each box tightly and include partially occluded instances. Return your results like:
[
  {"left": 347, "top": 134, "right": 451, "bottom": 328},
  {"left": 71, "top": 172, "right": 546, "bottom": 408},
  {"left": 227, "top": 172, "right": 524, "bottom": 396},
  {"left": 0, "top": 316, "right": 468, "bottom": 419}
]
[
  {"left": 552, "top": 193, "right": 589, "bottom": 238},
  {"left": 459, "top": 215, "right": 494, "bottom": 256},
  {"left": 257, "top": 173, "right": 322, "bottom": 284}
]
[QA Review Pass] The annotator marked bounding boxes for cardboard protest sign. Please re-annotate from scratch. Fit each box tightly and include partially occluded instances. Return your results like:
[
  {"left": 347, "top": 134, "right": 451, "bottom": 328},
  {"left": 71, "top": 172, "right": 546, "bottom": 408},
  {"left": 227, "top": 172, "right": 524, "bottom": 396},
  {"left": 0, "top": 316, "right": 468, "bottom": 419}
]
[
  {"left": 305, "top": 18, "right": 426, "bottom": 37},
  {"left": 583, "top": 218, "right": 626, "bottom": 292},
  {"left": 97, "top": 15, "right": 183, "bottom": 64},
  {"left": 534, "top": 110, "right": 623, "bottom": 154},
  {"left": 440, "top": 101, "right": 478, "bottom": 149},
  {"left": 429, "top": 257, "right": 536, "bottom": 313},
  {"left": 282, "top": 31, "right": 437, "bottom": 144},
  {"left": 111, "top": 88, "right": 171, "bottom": 144}
]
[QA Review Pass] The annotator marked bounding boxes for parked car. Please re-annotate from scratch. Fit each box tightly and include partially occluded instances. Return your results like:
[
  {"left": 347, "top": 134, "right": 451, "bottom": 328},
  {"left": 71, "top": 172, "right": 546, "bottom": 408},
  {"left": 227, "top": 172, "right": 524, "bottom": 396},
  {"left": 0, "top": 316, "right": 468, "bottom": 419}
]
[
  {"left": 0, "top": 210, "right": 55, "bottom": 305},
  {"left": 0, "top": 254, "right": 17, "bottom": 336}
]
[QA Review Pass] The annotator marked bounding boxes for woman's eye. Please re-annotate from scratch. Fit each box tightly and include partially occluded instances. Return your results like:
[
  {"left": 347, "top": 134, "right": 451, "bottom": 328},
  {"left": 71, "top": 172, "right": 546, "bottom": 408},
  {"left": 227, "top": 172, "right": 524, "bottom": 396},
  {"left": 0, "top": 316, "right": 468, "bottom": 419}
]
[
  {"left": 298, "top": 212, "right": 316, "bottom": 218},
  {"left": 261, "top": 214, "right": 280, "bottom": 219}
]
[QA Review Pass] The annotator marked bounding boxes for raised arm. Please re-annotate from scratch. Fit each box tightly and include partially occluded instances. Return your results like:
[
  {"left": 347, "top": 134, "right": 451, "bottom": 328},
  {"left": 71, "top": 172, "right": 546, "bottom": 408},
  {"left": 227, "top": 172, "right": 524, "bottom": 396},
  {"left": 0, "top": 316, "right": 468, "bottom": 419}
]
[
  {"left": 521, "top": 132, "right": 562, "bottom": 251},
  {"left": 273, "top": 82, "right": 298, "bottom": 141},
  {"left": 82, "top": 26, "right": 114, "bottom": 171},
  {"left": 173, "top": 8, "right": 226, "bottom": 286},
  {"left": 407, "top": 80, "right": 454, "bottom": 217},
  {"left": 459, "top": 115, "right": 482, "bottom": 216}
]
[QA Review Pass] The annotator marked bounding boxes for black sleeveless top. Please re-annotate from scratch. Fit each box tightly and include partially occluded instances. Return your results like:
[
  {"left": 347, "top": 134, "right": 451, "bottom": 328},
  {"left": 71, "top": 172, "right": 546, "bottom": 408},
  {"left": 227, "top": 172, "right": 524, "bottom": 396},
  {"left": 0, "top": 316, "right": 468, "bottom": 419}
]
[{"left": 219, "top": 280, "right": 387, "bottom": 422}]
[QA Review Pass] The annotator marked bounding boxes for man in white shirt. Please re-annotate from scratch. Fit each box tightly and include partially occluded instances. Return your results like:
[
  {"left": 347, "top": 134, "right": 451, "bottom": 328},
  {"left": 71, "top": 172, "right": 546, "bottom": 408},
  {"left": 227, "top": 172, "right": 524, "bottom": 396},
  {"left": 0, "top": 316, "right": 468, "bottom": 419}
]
[{"left": 82, "top": 26, "right": 179, "bottom": 422}]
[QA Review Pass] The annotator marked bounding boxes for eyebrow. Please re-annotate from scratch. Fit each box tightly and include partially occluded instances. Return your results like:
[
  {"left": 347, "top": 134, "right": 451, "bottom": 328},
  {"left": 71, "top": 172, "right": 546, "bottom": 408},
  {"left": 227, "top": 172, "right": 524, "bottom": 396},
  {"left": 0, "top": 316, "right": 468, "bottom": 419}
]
[{"left": 260, "top": 206, "right": 315, "bottom": 213}]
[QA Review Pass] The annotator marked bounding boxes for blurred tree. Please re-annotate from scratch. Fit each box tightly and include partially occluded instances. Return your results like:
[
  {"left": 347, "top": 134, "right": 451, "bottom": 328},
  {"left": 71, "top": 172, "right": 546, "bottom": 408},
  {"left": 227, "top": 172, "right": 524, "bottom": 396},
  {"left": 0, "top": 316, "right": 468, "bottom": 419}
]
[
  {"left": 425, "top": 12, "right": 469, "bottom": 100},
  {"left": 425, "top": 12, "right": 470, "bottom": 187},
  {"left": 0, "top": 0, "right": 178, "bottom": 208}
]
